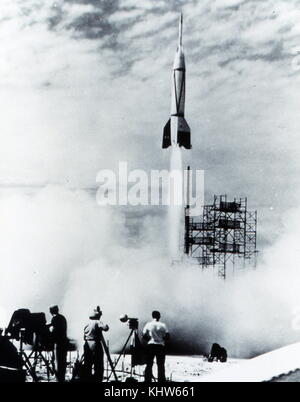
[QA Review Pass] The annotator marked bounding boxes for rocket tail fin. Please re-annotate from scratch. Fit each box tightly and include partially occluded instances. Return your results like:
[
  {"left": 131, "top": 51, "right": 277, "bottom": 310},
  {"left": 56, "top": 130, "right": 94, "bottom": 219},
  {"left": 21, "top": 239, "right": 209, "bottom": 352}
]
[
  {"left": 177, "top": 117, "right": 191, "bottom": 149},
  {"left": 162, "top": 119, "right": 171, "bottom": 148}
]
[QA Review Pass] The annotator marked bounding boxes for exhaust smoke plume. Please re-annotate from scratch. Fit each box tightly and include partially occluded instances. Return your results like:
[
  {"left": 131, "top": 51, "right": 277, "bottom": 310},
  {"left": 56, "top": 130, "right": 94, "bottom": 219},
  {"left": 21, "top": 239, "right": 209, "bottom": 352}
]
[
  {"left": 0, "top": 186, "right": 299, "bottom": 358},
  {"left": 168, "top": 146, "right": 183, "bottom": 261}
]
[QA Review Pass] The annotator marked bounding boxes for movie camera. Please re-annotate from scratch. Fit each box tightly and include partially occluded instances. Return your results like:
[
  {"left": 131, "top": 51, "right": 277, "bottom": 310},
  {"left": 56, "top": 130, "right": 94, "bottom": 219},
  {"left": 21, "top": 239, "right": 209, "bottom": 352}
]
[
  {"left": 3, "top": 309, "right": 56, "bottom": 382},
  {"left": 5, "top": 309, "right": 53, "bottom": 351},
  {"left": 5, "top": 308, "right": 78, "bottom": 382},
  {"left": 106, "top": 314, "right": 143, "bottom": 381},
  {"left": 119, "top": 314, "right": 139, "bottom": 330}
]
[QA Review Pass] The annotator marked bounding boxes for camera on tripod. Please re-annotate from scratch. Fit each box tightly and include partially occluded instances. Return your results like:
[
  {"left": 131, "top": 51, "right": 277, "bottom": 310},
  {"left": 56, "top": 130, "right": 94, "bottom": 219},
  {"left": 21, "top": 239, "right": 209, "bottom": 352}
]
[
  {"left": 5, "top": 309, "right": 53, "bottom": 351},
  {"left": 119, "top": 314, "right": 139, "bottom": 330}
]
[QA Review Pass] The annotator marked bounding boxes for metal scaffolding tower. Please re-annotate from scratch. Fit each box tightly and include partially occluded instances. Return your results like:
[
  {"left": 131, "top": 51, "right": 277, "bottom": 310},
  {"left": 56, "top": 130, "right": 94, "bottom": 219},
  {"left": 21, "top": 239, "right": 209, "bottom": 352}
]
[{"left": 184, "top": 195, "right": 258, "bottom": 279}]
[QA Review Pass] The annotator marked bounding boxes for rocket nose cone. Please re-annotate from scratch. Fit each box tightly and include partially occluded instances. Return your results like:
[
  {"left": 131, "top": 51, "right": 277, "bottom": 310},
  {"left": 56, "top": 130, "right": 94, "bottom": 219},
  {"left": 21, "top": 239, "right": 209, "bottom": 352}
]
[{"left": 178, "top": 13, "right": 183, "bottom": 47}]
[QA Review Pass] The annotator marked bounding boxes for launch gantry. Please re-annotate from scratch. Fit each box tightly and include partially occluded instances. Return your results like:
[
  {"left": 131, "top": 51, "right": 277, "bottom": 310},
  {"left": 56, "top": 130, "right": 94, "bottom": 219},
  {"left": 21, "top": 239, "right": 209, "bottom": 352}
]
[{"left": 184, "top": 195, "right": 258, "bottom": 279}]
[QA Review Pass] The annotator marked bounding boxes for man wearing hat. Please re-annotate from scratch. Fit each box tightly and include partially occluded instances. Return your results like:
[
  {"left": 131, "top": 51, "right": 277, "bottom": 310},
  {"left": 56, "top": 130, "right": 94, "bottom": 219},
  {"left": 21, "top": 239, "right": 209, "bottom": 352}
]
[
  {"left": 83, "top": 307, "right": 109, "bottom": 381},
  {"left": 48, "top": 305, "right": 68, "bottom": 382}
]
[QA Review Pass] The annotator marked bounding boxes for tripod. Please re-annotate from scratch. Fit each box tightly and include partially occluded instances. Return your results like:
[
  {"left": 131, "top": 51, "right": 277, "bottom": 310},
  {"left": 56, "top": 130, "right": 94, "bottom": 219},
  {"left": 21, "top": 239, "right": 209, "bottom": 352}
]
[
  {"left": 19, "top": 331, "right": 55, "bottom": 382},
  {"left": 101, "top": 333, "right": 118, "bottom": 382},
  {"left": 107, "top": 328, "right": 139, "bottom": 382},
  {"left": 75, "top": 335, "right": 118, "bottom": 382}
]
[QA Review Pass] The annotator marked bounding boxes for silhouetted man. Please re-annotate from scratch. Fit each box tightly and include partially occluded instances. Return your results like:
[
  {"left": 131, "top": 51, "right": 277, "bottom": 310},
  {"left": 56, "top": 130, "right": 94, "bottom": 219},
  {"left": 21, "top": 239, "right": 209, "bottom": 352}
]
[
  {"left": 0, "top": 334, "right": 25, "bottom": 382},
  {"left": 48, "top": 305, "right": 68, "bottom": 382},
  {"left": 143, "top": 311, "right": 169, "bottom": 383},
  {"left": 83, "top": 307, "right": 109, "bottom": 382}
]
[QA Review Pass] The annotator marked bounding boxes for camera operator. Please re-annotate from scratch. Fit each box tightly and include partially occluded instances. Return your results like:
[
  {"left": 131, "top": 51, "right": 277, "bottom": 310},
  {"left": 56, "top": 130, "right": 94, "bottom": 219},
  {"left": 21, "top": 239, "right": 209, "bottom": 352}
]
[
  {"left": 48, "top": 305, "right": 68, "bottom": 382},
  {"left": 0, "top": 330, "right": 25, "bottom": 382},
  {"left": 83, "top": 307, "right": 109, "bottom": 382},
  {"left": 143, "top": 311, "right": 169, "bottom": 383}
]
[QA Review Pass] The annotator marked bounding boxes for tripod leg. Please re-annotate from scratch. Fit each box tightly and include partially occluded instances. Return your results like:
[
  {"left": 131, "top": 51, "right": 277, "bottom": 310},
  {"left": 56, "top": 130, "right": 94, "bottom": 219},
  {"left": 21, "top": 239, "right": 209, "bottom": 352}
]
[
  {"left": 106, "top": 330, "right": 134, "bottom": 382},
  {"left": 101, "top": 334, "right": 119, "bottom": 382},
  {"left": 109, "top": 329, "right": 134, "bottom": 381},
  {"left": 22, "top": 352, "right": 39, "bottom": 382},
  {"left": 51, "top": 350, "right": 56, "bottom": 372},
  {"left": 106, "top": 347, "right": 109, "bottom": 380},
  {"left": 39, "top": 352, "right": 55, "bottom": 379}
]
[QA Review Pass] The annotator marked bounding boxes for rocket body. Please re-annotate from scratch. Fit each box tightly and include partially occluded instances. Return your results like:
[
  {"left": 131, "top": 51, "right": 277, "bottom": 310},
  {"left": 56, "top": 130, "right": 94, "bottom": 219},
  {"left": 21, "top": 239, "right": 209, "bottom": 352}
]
[{"left": 162, "top": 14, "right": 191, "bottom": 149}]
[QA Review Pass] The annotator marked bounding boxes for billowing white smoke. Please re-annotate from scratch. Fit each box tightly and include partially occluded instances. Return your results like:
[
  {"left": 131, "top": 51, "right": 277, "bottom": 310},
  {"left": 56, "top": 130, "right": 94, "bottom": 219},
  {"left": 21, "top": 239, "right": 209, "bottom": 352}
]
[
  {"left": 168, "top": 146, "right": 183, "bottom": 261},
  {"left": 0, "top": 186, "right": 118, "bottom": 322},
  {"left": 0, "top": 185, "right": 300, "bottom": 358}
]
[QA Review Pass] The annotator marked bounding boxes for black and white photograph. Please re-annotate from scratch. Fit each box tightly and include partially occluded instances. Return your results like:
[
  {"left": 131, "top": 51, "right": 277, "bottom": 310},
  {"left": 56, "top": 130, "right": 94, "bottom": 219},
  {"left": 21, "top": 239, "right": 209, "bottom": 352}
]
[{"left": 0, "top": 0, "right": 300, "bottom": 386}]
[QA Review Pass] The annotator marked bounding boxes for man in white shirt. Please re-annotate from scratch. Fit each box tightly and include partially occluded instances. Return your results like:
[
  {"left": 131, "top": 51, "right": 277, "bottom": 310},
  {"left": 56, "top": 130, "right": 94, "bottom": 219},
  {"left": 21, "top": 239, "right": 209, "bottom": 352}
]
[{"left": 142, "top": 311, "right": 169, "bottom": 382}]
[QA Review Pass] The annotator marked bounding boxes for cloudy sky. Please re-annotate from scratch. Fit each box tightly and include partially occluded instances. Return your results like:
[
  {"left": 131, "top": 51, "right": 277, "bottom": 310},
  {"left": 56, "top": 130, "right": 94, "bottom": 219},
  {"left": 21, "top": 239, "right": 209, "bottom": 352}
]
[{"left": 1, "top": 0, "right": 300, "bottom": 248}]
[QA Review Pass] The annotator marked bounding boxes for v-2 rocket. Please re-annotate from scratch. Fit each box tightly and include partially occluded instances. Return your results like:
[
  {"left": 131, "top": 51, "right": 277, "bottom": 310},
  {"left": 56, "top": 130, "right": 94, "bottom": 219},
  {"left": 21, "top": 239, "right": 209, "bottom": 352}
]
[{"left": 162, "top": 14, "right": 191, "bottom": 149}]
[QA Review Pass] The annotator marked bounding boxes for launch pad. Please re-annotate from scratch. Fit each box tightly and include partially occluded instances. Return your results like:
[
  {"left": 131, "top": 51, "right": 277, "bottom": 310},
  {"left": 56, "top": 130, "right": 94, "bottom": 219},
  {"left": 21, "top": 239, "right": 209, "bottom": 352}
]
[{"left": 184, "top": 194, "right": 258, "bottom": 279}]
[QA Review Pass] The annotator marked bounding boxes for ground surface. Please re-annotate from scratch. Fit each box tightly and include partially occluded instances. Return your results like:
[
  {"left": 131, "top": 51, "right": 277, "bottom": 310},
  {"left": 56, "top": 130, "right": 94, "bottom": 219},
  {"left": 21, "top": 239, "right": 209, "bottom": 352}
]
[
  {"left": 24, "top": 349, "right": 300, "bottom": 382},
  {"left": 25, "top": 353, "right": 239, "bottom": 382},
  {"left": 270, "top": 370, "right": 300, "bottom": 382},
  {"left": 199, "top": 342, "right": 300, "bottom": 382}
]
